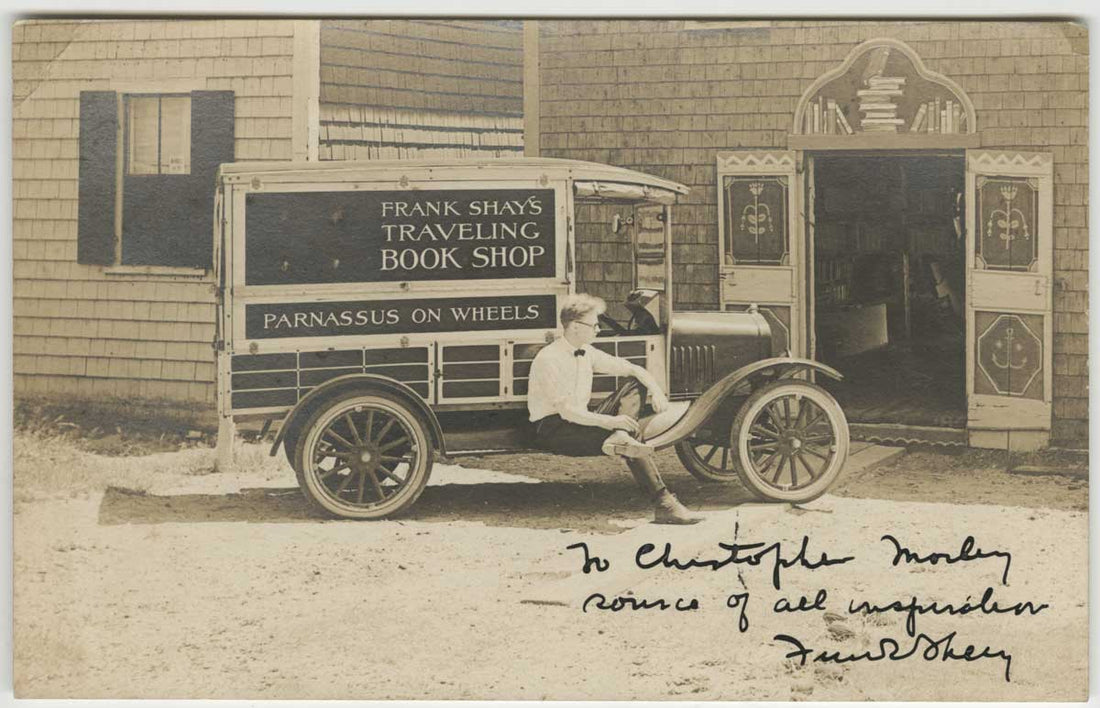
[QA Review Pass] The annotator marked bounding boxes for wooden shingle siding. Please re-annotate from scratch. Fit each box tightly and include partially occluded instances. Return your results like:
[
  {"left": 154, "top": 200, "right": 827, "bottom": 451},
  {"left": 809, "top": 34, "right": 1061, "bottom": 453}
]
[
  {"left": 320, "top": 19, "right": 523, "bottom": 115},
  {"left": 319, "top": 19, "right": 524, "bottom": 160},
  {"left": 319, "top": 105, "right": 523, "bottom": 160},
  {"left": 13, "top": 19, "right": 297, "bottom": 405},
  {"left": 539, "top": 20, "right": 1088, "bottom": 445}
]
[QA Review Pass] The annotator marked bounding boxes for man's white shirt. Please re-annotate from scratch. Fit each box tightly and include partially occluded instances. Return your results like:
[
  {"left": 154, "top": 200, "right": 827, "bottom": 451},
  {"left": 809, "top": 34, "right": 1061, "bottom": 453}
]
[{"left": 527, "top": 337, "right": 635, "bottom": 424}]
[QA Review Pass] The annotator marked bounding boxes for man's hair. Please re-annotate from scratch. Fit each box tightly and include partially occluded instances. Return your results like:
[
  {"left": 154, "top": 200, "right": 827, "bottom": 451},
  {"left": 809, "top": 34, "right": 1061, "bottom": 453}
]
[{"left": 560, "top": 293, "right": 607, "bottom": 326}]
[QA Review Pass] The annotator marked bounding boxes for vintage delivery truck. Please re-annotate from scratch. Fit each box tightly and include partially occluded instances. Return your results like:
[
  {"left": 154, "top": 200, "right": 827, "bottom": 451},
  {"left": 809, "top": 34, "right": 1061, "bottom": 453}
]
[{"left": 214, "top": 158, "right": 850, "bottom": 519}]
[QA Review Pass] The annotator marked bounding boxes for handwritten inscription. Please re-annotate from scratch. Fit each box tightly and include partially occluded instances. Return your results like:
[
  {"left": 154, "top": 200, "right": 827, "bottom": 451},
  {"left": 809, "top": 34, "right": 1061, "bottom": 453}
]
[
  {"left": 775, "top": 631, "right": 1015, "bottom": 682},
  {"left": 634, "top": 536, "right": 855, "bottom": 590},
  {"left": 567, "top": 534, "right": 1045, "bottom": 683},
  {"left": 881, "top": 534, "right": 1013, "bottom": 585},
  {"left": 850, "top": 586, "right": 1048, "bottom": 637}
]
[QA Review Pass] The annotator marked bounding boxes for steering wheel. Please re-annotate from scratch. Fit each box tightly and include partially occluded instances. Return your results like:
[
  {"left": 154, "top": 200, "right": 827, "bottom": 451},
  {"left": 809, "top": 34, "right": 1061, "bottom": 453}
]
[{"left": 598, "top": 312, "right": 629, "bottom": 335}]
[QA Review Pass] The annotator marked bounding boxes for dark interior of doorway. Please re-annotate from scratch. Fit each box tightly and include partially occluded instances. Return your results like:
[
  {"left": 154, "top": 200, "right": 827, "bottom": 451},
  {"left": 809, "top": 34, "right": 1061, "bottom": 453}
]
[{"left": 813, "top": 153, "right": 966, "bottom": 428}]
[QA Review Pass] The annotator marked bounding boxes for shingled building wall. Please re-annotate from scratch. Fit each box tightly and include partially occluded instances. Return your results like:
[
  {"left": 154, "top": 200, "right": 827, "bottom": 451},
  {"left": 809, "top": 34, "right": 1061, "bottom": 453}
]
[
  {"left": 537, "top": 20, "right": 1088, "bottom": 445},
  {"left": 12, "top": 19, "right": 298, "bottom": 408},
  {"left": 318, "top": 19, "right": 524, "bottom": 159}
]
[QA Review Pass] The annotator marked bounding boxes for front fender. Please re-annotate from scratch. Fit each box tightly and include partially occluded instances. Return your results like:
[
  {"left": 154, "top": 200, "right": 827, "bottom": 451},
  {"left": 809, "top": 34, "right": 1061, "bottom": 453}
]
[
  {"left": 268, "top": 374, "right": 446, "bottom": 458},
  {"left": 648, "top": 357, "right": 842, "bottom": 450}
]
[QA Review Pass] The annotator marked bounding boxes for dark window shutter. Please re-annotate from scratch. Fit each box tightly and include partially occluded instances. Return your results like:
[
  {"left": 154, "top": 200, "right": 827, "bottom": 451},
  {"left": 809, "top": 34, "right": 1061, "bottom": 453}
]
[
  {"left": 77, "top": 91, "right": 118, "bottom": 265},
  {"left": 186, "top": 91, "right": 236, "bottom": 268},
  {"left": 121, "top": 90, "right": 234, "bottom": 268}
]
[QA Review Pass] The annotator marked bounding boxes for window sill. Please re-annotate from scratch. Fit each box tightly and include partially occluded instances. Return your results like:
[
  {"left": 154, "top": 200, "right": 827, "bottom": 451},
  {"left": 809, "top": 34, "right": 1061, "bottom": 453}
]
[{"left": 104, "top": 265, "right": 210, "bottom": 279}]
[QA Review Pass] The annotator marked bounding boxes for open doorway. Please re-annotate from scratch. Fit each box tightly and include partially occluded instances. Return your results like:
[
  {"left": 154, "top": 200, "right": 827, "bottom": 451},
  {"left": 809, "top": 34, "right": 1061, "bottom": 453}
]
[{"left": 812, "top": 153, "right": 966, "bottom": 428}]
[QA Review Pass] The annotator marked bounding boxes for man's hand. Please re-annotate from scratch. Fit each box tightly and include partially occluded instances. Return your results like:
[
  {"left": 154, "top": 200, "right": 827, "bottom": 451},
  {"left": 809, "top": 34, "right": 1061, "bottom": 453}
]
[
  {"left": 649, "top": 389, "right": 670, "bottom": 413},
  {"left": 608, "top": 414, "right": 640, "bottom": 434}
]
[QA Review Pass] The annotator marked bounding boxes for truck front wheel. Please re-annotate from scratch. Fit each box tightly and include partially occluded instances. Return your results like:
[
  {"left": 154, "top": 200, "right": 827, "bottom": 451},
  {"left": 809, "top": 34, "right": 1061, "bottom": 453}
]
[
  {"left": 294, "top": 390, "right": 434, "bottom": 519},
  {"left": 731, "top": 380, "right": 849, "bottom": 504}
]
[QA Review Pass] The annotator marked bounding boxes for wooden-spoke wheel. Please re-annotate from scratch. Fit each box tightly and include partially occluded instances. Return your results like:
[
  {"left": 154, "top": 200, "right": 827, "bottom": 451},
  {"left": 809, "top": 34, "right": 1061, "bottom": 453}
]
[
  {"left": 294, "top": 391, "right": 433, "bottom": 519},
  {"left": 675, "top": 436, "right": 738, "bottom": 482},
  {"left": 732, "top": 380, "right": 849, "bottom": 503}
]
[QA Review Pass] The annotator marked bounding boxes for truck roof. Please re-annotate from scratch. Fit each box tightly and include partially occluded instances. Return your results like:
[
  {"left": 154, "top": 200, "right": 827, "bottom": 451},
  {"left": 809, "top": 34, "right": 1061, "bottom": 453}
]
[{"left": 217, "top": 157, "right": 690, "bottom": 197}]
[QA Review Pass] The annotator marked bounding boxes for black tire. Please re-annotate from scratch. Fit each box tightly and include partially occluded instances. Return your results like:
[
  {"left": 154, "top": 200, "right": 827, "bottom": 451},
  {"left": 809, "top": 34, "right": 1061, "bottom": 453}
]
[
  {"left": 731, "top": 379, "right": 849, "bottom": 503},
  {"left": 282, "top": 422, "right": 301, "bottom": 471},
  {"left": 675, "top": 437, "right": 739, "bottom": 483},
  {"left": 293, "top": 390, "right": 434, "bottom": 520}
]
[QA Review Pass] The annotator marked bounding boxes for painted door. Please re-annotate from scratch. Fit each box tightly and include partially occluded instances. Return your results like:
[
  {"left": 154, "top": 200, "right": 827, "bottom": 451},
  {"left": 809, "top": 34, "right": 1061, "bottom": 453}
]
[
  {"left": 965, "top": 150, "right": 1054, "bottom": 450},
  {"left": 716, "top": 151, "right": 804, "bottom": 358}
]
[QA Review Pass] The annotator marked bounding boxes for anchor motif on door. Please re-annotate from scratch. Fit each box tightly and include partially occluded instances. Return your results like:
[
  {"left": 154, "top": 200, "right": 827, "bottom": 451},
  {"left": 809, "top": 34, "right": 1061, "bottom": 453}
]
[
  {"left": 739, "top": 182, "right": 773, "bottom": 243},
  {"left": 976, "top": 312, "right": 1043, "bottom": 399},
  {"left": 986, "top": 184, "right": 1031, "bottom": 248},
  {"left": 991, "top": 325, "right": 1028, "bottom": 371}
]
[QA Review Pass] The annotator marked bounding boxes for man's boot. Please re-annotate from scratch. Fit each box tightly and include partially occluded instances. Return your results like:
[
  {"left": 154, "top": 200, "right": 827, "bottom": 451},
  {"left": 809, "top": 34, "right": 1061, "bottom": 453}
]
[{"left": 623, "top": 456, "right": 703, "bottom": 525}]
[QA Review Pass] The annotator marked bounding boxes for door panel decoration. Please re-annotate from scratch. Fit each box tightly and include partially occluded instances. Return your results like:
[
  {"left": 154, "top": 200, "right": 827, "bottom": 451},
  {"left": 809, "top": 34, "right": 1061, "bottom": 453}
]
[
  {"left": 975, "top": 177, "right": 1039, "bottom": 271},
  {"left": 974, "top": 312, "right": 1044, "bottom": 400},
  {"left": 723, "top": 177, "right": 789, "bottom": 265},
  {"left": 964, "top": 149, "right": 1053, "bottom": 448},
  {"left": 716, "top": 150, "right": 804, "bottom": 358}
]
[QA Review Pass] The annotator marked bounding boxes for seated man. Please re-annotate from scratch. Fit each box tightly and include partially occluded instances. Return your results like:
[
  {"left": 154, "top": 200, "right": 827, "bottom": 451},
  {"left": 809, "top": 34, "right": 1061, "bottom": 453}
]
[{"left": 527, "top": 294, "right": 702, "bottom": 525}]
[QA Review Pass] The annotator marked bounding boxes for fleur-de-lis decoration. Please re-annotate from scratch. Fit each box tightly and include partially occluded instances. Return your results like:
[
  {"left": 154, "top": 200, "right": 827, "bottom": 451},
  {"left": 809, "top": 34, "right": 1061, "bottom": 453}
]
[
  {"left": 986, "top": 183, "right": 1031, "bottom": 248},
  {"left": 739, "top": 182, "right": 773, "bottom": 243},
  {"left": 991, "top": 325, "right": 1028, "bottom": 371}
]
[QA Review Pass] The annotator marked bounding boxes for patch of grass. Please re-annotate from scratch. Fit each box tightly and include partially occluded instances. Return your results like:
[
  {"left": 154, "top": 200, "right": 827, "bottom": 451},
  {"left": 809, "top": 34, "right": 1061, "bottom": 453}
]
[
  {"left": 11, "top": 429, "right": 225, "bottom": 503},
  {"left": 13, "top": 431, "right": 145, "bottom": 502},
  {"left": 14, "top": 399, "right": 215, "bottom": 457}
]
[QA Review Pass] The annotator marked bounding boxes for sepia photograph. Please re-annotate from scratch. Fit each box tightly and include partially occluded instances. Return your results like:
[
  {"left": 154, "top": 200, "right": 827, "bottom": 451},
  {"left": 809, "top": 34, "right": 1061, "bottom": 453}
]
[{"left": 8, "top": 14, "right": 1091, "bottom": 701}]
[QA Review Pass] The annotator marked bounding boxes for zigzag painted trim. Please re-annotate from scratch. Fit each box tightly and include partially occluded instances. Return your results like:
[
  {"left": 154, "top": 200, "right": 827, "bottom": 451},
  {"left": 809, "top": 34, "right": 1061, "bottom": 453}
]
[
  {"left": 969, "top": 151, "right": 1053, "bottom": 169},
  {"left": 716, "top": 152, "right": 795, "bottom": 171}
]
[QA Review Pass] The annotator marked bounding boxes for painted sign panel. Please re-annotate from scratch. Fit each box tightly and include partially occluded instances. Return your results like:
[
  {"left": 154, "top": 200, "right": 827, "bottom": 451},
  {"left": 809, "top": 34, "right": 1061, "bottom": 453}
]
[
  {"left": 245, "top": 294, "right": 557, "bottom": 339},
  {"left": 244, "top": 189, "right": 557, "bottom": 285}
]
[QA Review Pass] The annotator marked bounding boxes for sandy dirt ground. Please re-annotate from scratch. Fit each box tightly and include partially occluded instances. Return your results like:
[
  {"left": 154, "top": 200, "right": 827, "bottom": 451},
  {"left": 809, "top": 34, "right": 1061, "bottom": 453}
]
[{"left": 12, "top": 433, "right": 1089, "bottom": 700}]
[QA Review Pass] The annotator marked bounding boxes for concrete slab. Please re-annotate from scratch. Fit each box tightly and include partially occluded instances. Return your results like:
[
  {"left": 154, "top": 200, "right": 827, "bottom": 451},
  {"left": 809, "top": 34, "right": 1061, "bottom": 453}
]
[{"left": 844, "top": 441, "right": 906, "bottom": 474}]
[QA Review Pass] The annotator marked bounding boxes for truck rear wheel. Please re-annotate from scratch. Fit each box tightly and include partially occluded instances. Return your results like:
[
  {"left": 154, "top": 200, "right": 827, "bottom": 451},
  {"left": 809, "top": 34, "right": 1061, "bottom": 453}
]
[
  {"left": 675, "top": 437, "right": 738, "bottom": 482},
  {"left": 294, "top": 390, "right": 434, "bottom": 519},
  {"left": 731, "top": 380, "right": 849, "bottom": 503}
]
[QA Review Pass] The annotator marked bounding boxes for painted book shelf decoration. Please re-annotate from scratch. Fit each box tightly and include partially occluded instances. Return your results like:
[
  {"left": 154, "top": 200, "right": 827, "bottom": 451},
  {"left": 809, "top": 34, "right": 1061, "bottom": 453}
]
[{"left": 796, "top": 39, "right": 975, "bottom": 137}]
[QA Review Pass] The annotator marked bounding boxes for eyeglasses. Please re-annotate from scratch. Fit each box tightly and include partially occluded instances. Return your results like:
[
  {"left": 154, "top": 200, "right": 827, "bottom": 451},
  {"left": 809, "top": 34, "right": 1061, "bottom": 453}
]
[{"left": 574, "top": 320, "right": 601, "bottom": 332}]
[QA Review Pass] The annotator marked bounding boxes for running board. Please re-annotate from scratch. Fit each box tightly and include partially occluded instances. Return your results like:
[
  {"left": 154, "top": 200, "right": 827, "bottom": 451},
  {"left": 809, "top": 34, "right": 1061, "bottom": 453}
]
[{"left": 850, "top": 422, "right": 967, "bottom": 447}]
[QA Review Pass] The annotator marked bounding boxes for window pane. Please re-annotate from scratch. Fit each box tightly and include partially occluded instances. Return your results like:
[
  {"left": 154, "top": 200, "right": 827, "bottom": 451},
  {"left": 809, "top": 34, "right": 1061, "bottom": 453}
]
[
  {"left": 159, "top": 96, "right": 191, "bottom": 174},
  {"left": 127, "top": 96, "right": 159, "bottom": 175},
  {"left": 634, "top": 204, "right": 666, "bottom": 291}
]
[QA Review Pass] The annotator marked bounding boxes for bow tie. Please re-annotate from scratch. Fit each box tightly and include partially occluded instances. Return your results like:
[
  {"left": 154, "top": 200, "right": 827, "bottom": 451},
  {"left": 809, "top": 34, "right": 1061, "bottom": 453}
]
[{"left": 573, "top": 348, "right": 586, "bottom": 357}]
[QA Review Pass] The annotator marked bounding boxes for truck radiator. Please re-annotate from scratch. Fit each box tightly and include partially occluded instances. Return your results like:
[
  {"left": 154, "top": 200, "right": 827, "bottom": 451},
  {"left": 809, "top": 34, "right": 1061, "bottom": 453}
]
[{"left": 671, "top": 344, "right": 717, "bottom": 395}]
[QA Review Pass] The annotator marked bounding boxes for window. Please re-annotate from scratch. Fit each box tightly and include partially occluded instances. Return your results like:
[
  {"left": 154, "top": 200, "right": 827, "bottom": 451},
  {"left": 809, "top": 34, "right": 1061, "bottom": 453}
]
[
  {"left": 126, "top": 95, "right": 191, "bottom": 176},
  {"left": 77, "top": 90, "right": 234, "bottom": 269},
  {"left": 633, "top": 204, "right": 666, "bottom": 291}
]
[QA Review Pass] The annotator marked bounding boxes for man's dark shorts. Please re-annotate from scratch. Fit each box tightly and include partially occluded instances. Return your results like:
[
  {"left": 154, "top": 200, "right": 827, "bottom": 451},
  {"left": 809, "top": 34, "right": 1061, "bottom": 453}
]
[{"left": 533, "top": 414, "right": 609, "bottom": 457}]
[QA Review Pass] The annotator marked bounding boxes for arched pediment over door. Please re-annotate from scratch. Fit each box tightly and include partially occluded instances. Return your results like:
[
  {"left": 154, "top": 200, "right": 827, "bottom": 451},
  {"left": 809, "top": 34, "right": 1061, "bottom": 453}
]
[{"left": 790, "top": 38, "right": 979, "bottom": 148}]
